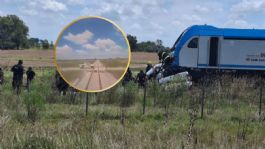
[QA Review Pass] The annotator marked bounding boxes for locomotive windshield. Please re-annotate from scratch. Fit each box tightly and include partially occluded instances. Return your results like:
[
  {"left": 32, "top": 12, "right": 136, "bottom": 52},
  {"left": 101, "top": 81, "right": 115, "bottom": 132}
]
[{"left": 170, "top": 28, "right": 188, "bottom": 51}]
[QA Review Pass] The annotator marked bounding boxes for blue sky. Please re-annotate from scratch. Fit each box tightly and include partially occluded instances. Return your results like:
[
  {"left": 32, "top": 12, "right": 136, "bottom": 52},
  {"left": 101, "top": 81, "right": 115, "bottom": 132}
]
[
  {"left": 1, "top": 0, "right": 265, "bottom": 47},
  {"left": 56, "top": 18, "right": 128, "bottom": 59}
]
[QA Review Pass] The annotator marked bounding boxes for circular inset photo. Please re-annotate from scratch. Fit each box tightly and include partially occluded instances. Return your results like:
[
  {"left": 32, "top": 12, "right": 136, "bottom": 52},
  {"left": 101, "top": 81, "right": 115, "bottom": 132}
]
[{"left": 54, "top": 16, "right": 131, "bottom": 92}]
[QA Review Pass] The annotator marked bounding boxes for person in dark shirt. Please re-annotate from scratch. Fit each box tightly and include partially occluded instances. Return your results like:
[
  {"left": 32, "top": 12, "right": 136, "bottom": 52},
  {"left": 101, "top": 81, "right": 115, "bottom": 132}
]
[
  {"left": 26, "top": 67, "right": 35, "bottom": 88},
  {"left": 55, "top": 71, "right": 69, "bottom": 95},
  {"left": 11, "top": 60, "right": 24, "bottom": 94},
  {"left": 0, "top": 67, "right": 4, "bottom": 85},
  {"left": 122, "top": 67, "right": 133, "bottom": 86},
  {"left": 136, "top": 70, "right": 146, "bottom": 87}
]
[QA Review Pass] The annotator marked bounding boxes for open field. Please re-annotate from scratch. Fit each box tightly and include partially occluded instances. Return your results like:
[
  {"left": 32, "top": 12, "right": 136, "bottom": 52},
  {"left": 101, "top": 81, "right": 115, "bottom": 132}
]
[
  {"left": 0, "top": 50, "right": 54, "bottom": 68},
  {"left": 57, "top": 58, "right": 128, "bottom": 91},
  {"left": 0, "top": 50, "right": 264, "bottom": 148},
  {"left": 0, "top": 50, "right": 157, "bottom": 70},
  {"left": 130, "top": 52, "right": 159, "bottom": 70}
]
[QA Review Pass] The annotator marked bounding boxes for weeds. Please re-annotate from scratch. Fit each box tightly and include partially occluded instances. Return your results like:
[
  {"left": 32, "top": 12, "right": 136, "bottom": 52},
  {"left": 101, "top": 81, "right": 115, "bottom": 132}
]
[{"left": 0, "top": 69, "right": 264, "bottom": 148}]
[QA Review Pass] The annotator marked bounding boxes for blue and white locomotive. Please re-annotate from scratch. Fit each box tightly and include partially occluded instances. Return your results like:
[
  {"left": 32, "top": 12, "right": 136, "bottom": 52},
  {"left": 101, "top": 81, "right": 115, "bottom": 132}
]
[{"left": 148, "top": 25, "right": 265, "bottom": 83}]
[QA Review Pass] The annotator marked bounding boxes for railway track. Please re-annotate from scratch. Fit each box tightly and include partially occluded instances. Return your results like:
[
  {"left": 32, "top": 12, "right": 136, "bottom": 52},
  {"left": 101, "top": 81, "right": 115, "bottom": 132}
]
[
  {"left": 98, "top": 66, "right": 102, "bottom": 90},
  {"left": 70, "top": 60, "right": 117, "bottom": 91},
  {"left": 84, "top": 63, "right": 103, "bottom": 90},
  {"left": 85, "top": 69, "right": 94, "bottom": 90}
]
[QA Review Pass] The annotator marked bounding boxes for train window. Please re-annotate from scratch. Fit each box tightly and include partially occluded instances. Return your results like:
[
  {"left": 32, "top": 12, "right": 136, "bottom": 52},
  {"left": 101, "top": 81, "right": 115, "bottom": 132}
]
[{"left": 188, "top": 37, "right": 198, "bottom": 48}]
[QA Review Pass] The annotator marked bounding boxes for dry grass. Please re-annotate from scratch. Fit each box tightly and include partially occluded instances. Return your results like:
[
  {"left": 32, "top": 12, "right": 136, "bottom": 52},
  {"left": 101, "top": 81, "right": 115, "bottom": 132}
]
[{"left": 0, "top": 49, "right": 54, "bottom": 68}]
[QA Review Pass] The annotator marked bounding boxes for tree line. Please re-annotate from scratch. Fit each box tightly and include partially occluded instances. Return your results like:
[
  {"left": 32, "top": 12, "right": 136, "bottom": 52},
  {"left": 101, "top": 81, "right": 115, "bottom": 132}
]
[
  {"left": 0, "top": 14, "right": 167, "bottom": 51},
  {"left": 0, "top": 15, "right": 53, "bottom": 50},
  {"left": 127, "top": 34, "right": 170, "bottom": 52}
]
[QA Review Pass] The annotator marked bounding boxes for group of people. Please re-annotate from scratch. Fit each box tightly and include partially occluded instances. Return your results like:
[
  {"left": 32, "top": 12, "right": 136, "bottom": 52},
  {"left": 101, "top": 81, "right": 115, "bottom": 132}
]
[
  {"left": 123, "top": 63, "right": 154, "bottom": 87},
  {"left": 122, "top": 49, "right": 178, "bottom": 87},
  {"left": 0, "top": 60, "right": 35, "bottom": 93},
  {"left": 0, "top": 50, "right": 173, "bottom": 94}
]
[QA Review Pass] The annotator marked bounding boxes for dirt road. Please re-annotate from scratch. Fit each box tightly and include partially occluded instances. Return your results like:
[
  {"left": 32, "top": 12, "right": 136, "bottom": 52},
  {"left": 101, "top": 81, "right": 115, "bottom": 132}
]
[{"left": 72, "top": 60, "right": 117, "bottom": 91}]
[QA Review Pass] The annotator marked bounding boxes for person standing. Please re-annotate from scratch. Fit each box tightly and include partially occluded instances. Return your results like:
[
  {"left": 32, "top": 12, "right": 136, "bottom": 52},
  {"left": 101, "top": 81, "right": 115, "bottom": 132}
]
[
  {"left": 122, "top": 67, "right": 133, "bottom": 86},
  {"left": 26, "top": 67, "right": 35, "bottom": 89},
  {"left": 11, "top": 60, "right": 24, "bottom": 94},
  {"left": 136, "top": 70, "right": 146, "bottom": 87}
]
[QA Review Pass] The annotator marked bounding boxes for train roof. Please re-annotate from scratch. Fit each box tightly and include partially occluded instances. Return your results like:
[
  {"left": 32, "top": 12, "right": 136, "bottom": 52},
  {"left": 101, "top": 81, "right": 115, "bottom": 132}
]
[{"left": 187, "top": 25, "right": 265, "bottom": 39}]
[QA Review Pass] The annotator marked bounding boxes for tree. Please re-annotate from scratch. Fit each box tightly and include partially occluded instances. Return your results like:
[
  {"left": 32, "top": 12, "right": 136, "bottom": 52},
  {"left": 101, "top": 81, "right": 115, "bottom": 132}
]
[
  {"left": 50, "top": 41, "right": 54, "bottom": 49},
  {"left": 127, "top": 34, "right": 137, "bottom": 51},
  {"left": 41, "top": 39, "right": 49, "bottom": 49},
  {"left": 28, "top": 38, "right": 40, "bottom": 49},
  {"left": 136, "top": 41, "right": 158, "bottom": 52},
  {"left": 0, "top": 15, "right": 29, "bottom": 49}
]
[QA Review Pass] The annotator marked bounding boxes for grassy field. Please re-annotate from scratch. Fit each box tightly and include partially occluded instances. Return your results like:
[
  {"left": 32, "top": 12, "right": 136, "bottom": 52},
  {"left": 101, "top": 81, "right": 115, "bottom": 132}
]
[
  {"left": 0, "top": 68, "right": 264, "bottom": 148},
  {"left": 0, "top": 50, "right": 264, "bottom": 148}
]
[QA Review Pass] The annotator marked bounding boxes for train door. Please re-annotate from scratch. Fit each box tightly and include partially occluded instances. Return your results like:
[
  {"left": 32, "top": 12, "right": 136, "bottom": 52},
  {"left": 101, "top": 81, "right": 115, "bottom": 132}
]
[{"left": 209, "top": 37, "right": 219, "bottom": 67}]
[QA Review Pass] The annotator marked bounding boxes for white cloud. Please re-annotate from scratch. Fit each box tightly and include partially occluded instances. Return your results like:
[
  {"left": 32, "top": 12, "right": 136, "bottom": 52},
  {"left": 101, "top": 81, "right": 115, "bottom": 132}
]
[
  {"left": 4, "top": 0, "right": 265, "bottom": 47},
  {"left": 232, "top": 0, "right": 265, "bottom": 13},
  {"left": 64, "top": 30, "right": 94, "bottom": 45},
  {"left": 83, "top": 38, "right": 125, "bottom": 53},
  {"left": 83, "top": 43, "right": 99, "bottom": 50},
  {"left": 225, "top": 18, "right": 250, "bottom": 28},
  {"left": 67, "top": 0, "right": 85, "bottom": 5},
  {"left": 40, "top": 0, "right": 67, "bottom": 12},
  {"left": 56, "top": 45, "right": 74, "bottom": 59},
  {"left": 194, "top": 5, "right": 209, "bottom": 13},
  {"left": 23, "top": 0, "right": 67, "bottom": 13},
  {"left": 56, "top": 38, "right": 127, "bottom": 60},
  {"left": 20, "top": 7, "right": 38, "bottom": 16},
  {"left": 94, "top": 38, "right": 124, "bottom": 52}
]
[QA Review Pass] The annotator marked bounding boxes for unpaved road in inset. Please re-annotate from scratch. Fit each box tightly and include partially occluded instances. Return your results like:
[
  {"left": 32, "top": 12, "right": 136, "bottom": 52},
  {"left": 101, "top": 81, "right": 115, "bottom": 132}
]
[{"left": 72, "top": 60, "right": 117, "bottom": 91}]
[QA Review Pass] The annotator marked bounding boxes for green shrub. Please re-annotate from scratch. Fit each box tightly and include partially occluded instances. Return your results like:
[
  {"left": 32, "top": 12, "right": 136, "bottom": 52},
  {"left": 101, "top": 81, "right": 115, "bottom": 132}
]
[
  {"left": 121, "top": 82, "right": 138, "bottom": 107},
  {"left": 23, "top": 82, "right": 45, "bottom": 123}
]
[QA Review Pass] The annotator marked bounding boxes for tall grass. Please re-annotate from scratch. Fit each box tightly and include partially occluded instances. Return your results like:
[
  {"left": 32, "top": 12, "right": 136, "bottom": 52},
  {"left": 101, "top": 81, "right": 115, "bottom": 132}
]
[{"left": 0, "top": 70, "right": 264, "bottom": 148}]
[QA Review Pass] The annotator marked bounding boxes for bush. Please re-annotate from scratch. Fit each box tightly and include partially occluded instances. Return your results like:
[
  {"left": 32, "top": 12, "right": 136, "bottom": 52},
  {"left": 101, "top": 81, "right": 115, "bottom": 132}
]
[
  {"left": 121, "top": 82, "right": 138, "bottom": 107},
  {"left": 23, "top": 82, "right": 45, "bottom": 123}
]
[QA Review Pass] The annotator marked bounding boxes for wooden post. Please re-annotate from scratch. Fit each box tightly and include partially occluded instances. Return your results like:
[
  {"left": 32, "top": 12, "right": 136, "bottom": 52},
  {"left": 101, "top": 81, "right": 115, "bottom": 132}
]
[
  {"left": 259, "top": 80, "right": 263, "bottom": 116},
  {"left": 201, "top": 79, "right": 205, "bottom": 119},
  {"left": 86, "top": 92, "right": 89, "bottom": 115},
  {"left": 143, "top": 82, "right": 147, "bottom": 115},
  {"left": 201, "top": 86, "right": 205, "bottom": 118}
]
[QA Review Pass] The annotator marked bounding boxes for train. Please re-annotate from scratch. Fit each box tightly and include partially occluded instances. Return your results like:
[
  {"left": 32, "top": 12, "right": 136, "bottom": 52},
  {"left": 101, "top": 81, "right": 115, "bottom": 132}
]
[{"left": 147, "top": 25, "right": 265, "bottom": 83}]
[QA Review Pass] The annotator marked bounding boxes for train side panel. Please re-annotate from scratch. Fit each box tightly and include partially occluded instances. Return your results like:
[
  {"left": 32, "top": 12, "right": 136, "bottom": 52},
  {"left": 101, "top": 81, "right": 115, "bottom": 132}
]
[{"left": 219, "top": 39, "right": 265, "bottom": 70}]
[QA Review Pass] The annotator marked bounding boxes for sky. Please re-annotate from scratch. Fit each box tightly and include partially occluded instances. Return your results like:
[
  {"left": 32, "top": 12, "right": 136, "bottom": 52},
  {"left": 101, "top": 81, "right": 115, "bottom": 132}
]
[
  {"left": 56, "top": 18, "right": 128, "bottom": 60},
  {"left": 1, "top": 0, "right": 265, "bottom": 47}
]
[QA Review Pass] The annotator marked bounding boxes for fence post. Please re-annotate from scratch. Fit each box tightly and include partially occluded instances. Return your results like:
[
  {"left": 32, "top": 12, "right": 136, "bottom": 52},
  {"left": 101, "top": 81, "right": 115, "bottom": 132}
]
[
  {"left": 86, "top": 92, "right": 89, "bottom": 115},
  {"left": 259, "top": 80, "right": 263, "bottom": 116},
  {"left": 201, "top": 78, "right": 206, "bottom": 119},
  {"left": 143, "top": 82, "right": 147, "bottom": 115}
]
